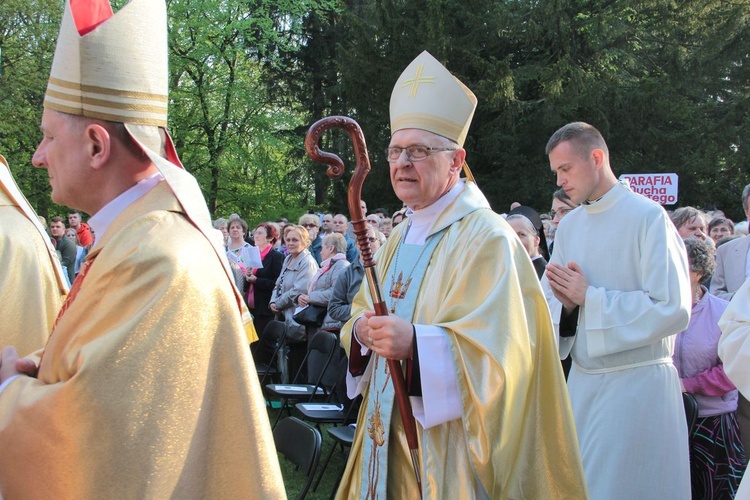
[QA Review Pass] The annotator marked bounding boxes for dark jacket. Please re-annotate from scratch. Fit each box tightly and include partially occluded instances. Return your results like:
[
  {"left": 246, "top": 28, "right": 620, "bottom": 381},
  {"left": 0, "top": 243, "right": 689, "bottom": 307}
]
[
  {"left": 250, "top": 248, "right": 284, "bottom": 317},
  {"left": 54, "top": 236, "right": 76, "bottom": 284}
]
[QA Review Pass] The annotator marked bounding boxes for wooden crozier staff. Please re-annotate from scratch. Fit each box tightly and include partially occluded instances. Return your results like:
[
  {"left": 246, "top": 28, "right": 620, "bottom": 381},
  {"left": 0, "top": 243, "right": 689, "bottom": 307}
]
[{"left": 305, "top": 115, "right": 423, "bottom": 495}]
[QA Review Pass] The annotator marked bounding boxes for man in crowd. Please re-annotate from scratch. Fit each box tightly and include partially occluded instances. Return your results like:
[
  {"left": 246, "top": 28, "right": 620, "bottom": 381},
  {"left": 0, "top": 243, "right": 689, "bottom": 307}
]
[
  {"left": 321, "top": 213, "right": 334, "bottom": 234},
  {"left": 0, "top": 1, "right": 282, "bottom": 497},
  {"left": 543, "top": 122, "right": 691, "bottom": 499},
  {"left": 300, "top": 213, "right": 322, "bottom": 265},
  {"left": 337, "top": 50, "right": 586, "bottom": 498},
  {"left": 711, "top": 184, "right": 750, "bottom": 300},
  {"left": 711, "top": 183, "right": 750, "bottom": 452},
  {"left": 332, "top": 213, "right": 359, "bottom": 262},
  {"left": 68, "top": 209, "right": 93, "bottom": 247},
  {"left": 0, "top": 155, "right": 68, "bottom": 357},
  {"left": 49, "top": 216, "right": 76, "bottom": 284}
]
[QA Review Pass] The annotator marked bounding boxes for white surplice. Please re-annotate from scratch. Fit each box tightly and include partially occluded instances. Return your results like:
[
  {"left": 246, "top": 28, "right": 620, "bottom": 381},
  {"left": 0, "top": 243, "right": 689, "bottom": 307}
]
[{"left": 542, "top": 181, "right": 692, "bottom": 499}]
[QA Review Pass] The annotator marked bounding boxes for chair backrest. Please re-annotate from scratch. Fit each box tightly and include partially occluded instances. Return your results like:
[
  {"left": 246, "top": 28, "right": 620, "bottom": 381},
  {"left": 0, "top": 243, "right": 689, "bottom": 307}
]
[
  {"left": 274, "top": 417, "right": 322, "bottom": 499},
  {"left": 306, "top": 330, "right": 339, "bottom": 388},
  {"left": 265, "top": 320, "right": 287, "bottom": 353},
  {"left": 258, "top": 321, "right": 287, "bottom": 386}
]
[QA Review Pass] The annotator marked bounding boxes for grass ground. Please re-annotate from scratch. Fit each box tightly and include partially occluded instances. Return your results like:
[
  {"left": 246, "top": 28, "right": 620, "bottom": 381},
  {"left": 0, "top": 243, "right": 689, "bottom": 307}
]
[{"left": 267, "top": 405, "right": 351, "bottom": 499}]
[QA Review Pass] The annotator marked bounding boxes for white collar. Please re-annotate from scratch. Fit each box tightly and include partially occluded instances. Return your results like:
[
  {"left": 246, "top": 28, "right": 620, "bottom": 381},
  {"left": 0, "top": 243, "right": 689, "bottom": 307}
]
[
  {"left": 403, "top": 179, "right": 464, "bottom": 245},
  {"left": 88, "top": 173, "right": 164, "bottom": 247}
]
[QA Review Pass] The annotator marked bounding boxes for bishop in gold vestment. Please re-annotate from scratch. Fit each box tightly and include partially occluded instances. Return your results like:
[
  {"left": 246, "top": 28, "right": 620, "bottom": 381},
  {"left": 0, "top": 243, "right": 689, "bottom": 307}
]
[
  {"left": 0, "top": 0, "right": 281, "bottom": 497},
  {"left": 339, "top": 180, "right": 588, "bottom": 499},
  {"left": 0, "top": 155, "right": 67, "bottom": 356}
]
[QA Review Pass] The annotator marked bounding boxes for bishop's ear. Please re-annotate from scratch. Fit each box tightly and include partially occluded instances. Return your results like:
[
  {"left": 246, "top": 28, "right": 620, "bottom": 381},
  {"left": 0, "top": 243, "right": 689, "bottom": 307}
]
[{"left": 85, "top": 123, "right": 112, "bottom": 169}]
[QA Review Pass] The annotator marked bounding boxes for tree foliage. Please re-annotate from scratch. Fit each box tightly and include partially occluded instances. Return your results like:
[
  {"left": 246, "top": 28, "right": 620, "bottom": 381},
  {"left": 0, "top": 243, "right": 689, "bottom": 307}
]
[{"left": 1, "top": 0, "right": 749, "bottom": 222}]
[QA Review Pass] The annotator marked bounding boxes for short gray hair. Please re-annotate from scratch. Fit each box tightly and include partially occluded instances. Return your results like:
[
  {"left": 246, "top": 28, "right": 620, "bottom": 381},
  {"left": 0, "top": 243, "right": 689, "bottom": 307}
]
[
  {"left": 670, "top": 207, "right": 705, "bottom": 231},
  {"left": 323, "top": 232, "right": 347, "bottom": 254},
  {"left": 684, "top": 237, "right": 716, "bottom": 279}
]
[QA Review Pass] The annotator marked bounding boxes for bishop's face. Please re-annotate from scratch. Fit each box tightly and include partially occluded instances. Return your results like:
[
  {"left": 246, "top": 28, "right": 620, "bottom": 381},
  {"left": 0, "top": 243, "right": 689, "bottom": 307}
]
[
  {"left": 388, "top": 129, "right": 462, "bottom": 211},
  {"left": 32, "top": 109, "right": 91, "bottom": 209}
]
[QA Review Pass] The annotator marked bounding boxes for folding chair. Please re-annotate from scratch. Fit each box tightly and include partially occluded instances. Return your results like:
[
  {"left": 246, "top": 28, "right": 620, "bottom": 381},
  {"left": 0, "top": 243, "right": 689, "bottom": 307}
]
[
  {"left": 266, "top": 330, "right": 339, "bottom": 427},
  {"left": 294, "top": 354, "right": 353, "bottom": 426},
  {"left": 256, "top": 320, "right": 287, "bottom": 388},
  {"left": 308, "top": 394, "right": 362, "bottom": 494},
  {"left": 274, "top": 416, "right": 322, "bottom": 500}
]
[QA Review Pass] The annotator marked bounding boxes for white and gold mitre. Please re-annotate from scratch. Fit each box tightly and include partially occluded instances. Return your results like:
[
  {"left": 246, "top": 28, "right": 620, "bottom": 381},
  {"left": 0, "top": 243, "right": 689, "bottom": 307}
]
[
  {"left": 390, "top": 51, "right": 477, "bottom": 146},
  {"left": 44, "top": 0, "right": 168, "bottom": 129}
]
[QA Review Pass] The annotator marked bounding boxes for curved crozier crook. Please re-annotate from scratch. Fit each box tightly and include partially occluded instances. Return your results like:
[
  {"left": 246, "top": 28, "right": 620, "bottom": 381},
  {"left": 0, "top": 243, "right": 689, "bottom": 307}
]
[{"left": 304, "top": 116, "right": 376, "bottom": 269}]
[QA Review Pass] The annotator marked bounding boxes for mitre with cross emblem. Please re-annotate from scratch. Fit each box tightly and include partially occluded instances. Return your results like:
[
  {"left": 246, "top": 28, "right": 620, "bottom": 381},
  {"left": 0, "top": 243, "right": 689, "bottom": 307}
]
[{"left": 390, "top": 50, "right": 477, "bottom": 147}]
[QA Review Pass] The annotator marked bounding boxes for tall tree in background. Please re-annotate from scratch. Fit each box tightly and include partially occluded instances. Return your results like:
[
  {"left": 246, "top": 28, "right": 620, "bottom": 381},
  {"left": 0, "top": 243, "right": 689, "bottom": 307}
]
[
  {"left": 0, "top": 0, "right": 61, "bottom": 218},
  {"left": 167, "top": 0, "right": 324, "bottom": 221},
  {"left": 1, "top": 0, "right": 748, "bottom": 221}
]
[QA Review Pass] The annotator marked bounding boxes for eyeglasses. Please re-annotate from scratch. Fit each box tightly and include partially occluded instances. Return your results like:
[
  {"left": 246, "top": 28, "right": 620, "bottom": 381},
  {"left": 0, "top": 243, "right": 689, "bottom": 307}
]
[
  {"left": 367, "top": 237, "right": 377, "bottom": 243},
  {"left": 302, "top": 223, "right": 318, "bottom": 228},
  {"left": 550, "top": 208, "right": 573, "bottom": 218},
  {"left": 385, "top": 145, "right": 456, "bottom": 162}
]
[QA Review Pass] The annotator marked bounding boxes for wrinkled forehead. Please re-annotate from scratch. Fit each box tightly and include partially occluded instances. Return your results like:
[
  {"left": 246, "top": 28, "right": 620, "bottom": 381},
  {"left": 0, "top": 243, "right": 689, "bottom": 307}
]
[{"left": 390, "top": 128, "right": 450, "bottom": 146}]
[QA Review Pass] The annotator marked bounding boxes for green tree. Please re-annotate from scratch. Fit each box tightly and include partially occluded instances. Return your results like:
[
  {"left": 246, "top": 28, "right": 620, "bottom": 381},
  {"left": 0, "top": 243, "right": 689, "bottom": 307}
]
[{"left": 0, "top": 0, "right": 61, "bottom": 218}]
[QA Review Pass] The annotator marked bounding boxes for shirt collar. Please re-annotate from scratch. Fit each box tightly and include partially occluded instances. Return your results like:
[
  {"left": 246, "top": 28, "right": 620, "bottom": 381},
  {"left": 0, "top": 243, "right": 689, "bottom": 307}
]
[
  {"left": 403, "top": 179, "right": 464, "bottom": 245},
  {"left": 88, "top": 173, "right": 163, "bottom": 247}
]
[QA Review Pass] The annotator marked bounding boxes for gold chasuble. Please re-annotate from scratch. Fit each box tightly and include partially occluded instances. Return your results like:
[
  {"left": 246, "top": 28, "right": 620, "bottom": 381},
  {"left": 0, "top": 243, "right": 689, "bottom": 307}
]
[
  {"left": 338, "top": 181, "right": 588, "bottom": 499},
  {"left": 0, "top": 182, "right": 282, "bottom": 498},
  {"left": 0, "top": 155, "right": 67, "bottom": 356}
]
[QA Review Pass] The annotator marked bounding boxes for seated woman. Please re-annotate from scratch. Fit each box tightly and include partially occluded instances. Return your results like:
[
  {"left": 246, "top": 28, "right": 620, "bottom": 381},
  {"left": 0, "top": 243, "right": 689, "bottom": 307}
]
[
  {"left": 294, "top": 233, "right": 350, "bottom": 393},
  {"left": 269, "top": 225, "right": 318, "bottom": 380},
  {"left": 297, "top": 233, "right": 350, "bottom": 336},
  {"left": 328, "top": 226, "right": 382, "bottom": 325},
  {"left": 506, "top": 214, "right": 546, "bottom": 280},
  {"left": 673, "top": 237, "right": 747, "bottom": 497}
]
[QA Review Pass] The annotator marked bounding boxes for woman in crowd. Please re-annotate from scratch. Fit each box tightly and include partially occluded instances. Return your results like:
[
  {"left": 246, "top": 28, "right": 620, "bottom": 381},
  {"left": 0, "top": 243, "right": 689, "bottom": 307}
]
[
  {"left": 328, "top": 225, "right": 381, "bottom": 325},
  {"left": 506, "top": 214, "right": 547, "bottom": 279},
  {"left": 213, "top": 218, "right": 229, "bottom": 246},
  {"left": 226, "top": 218, "right": 256, "bottom": 269},
  {"left": 708, "top": 217, "right": 735, "bottom": 245},
  {"left": 297, "top": 232, "right": 350, "bottom": 339},
  {"left": 269, "top": 225, "right": 319, "bottom": 379},
  {"left": 673, "top": 237, "right": 747, "bottom": 497},
  {"left": 392, "top": 209, "right": 406, "bottom": 227},
  {"left": 247, "top": 223, "right": 284, "bottom": 363},
  {"left": 225, "top": 217, "right": 255, "bottom": 294},
  {"left": 299, "top": 213, "right": 322, "bottom": 265},
  {"left": 550, "top": 188, "right": 578, "bottom": 228},
  {"left": 64, "top": 228, "right": 87, "bottom": 277},
  {"left": 297, "top": 233, "right": 349, "bottom": 330},
  {"left": 549, "top": 188, "right": 578, "bottom": 255},
  {"left": 671, "top": 206, "right": 708, "bottom": 240},
  {"left": 379, "top": 217, "right": 393, "bottom": 238}
]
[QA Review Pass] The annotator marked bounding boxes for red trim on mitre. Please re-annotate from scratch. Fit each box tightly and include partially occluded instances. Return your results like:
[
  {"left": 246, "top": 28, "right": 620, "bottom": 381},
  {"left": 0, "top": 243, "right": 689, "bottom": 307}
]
[
  {"left": 163, "top": 130, "right": 184, "bottom": 169},
  {"left": 70, "top": 0, "right": 114, "bottom": 36}
]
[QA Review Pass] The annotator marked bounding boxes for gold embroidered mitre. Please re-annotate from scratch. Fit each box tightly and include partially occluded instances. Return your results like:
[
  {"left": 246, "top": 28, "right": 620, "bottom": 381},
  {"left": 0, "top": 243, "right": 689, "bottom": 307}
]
[
  {"left": 390, "top": 51, "right": 477, "bottom": 147},
  {"left": 44, "top": 0, "right": 169, "bottom": 156}
]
